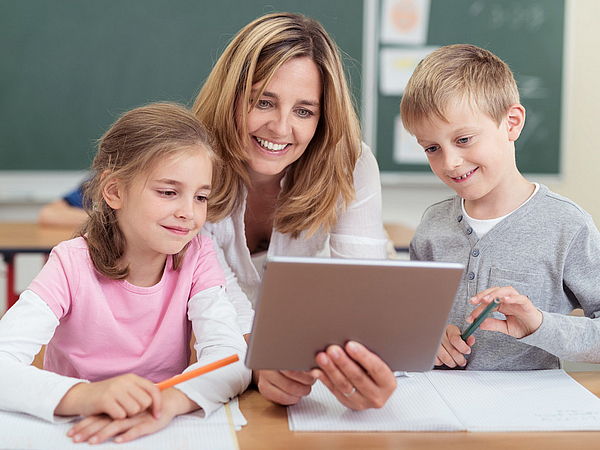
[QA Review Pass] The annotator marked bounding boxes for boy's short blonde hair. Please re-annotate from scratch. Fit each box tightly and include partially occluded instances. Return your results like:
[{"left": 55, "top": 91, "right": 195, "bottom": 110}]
[{"left": 400, "top": 44, "right": 520, "bottom": 134}]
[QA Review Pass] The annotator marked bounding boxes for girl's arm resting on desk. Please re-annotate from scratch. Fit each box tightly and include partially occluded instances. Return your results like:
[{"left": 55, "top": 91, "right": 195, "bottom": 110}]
[
  {"left": 66, "top": 386, "right": 198, "bottom": 445},
  {"left": 67, "top": 285, "right": 251, "bottom": 445},
  {"left": 175, "top": 285, "right": 251, "bottom": 416},
  {"left": 0, "top": 291, "right": 163, "bottom": 423},
  {"left": 54, "top": 372, "right": 162, "bottom": 420},
  {"left": 0, "top": 290, "right": 88, "bottom": 422}
]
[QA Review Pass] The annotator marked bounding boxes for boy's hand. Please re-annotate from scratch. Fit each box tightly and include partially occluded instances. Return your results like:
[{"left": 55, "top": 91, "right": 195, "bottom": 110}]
[
  {"left": 55, "top": 373, "right": 162, "bottom": 420},
  {"left": 66, "top": 387, "right": 196, "bottom": 444},
  {"left": 436, "top": 324, "right": 475, "bottom": 367},
  {"left": 469, "top": 286, "right": 543, "bottom": 339}
]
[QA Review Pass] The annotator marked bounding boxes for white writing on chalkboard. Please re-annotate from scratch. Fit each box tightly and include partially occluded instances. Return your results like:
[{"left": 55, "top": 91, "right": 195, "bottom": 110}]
[{"left": 469, "top": 1, "right": 547, "bottom": 32}]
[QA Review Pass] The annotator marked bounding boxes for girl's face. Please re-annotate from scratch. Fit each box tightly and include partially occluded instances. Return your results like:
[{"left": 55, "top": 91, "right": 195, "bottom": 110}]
[
  {"left": 106, "top": 146, "right": 212, "bottom": 265},
  {"left": 238, "top": 57, "right": 323, "bottom": 183}
]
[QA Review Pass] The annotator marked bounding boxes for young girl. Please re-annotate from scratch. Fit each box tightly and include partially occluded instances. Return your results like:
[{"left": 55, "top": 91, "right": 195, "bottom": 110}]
[{"left": 0, "top": 102, "right": 250, "bottom": 444}]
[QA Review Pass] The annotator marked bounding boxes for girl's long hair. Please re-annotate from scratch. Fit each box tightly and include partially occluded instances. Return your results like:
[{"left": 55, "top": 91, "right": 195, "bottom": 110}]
[
  {"left": 194, "top": 12, "right": 361, "bottom": 238},
  {"left": 79, "top": 102, "right": 218, "bottom": 279}
]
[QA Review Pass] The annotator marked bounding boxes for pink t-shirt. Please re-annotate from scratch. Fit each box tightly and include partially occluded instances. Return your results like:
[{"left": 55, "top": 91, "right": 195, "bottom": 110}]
[{"left": 28, "top": 235, "right": 225, "bottom": 383}]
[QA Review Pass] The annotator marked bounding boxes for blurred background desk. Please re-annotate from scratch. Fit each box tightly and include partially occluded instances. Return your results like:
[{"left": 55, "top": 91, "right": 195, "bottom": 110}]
[
  {"left": 383, "top": 222, "right": 414, "bottom": 254},
  {"left": 236, "top": 371, "right": 600, "bottom": 449},
  {"left": 0, "top": 222, "right": 75, "bottom": 309}
]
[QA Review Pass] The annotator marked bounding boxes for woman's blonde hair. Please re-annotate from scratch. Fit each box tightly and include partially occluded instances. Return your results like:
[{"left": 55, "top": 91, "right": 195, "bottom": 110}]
[
  {"left": 400, "top": 44, "right": 520, "bottom": 134},
  {"left": 79, "top": 102, "right": 218, "bottom": 280},
  {"left": 194, "top": 12, "right": 362, "bottom": 238}
]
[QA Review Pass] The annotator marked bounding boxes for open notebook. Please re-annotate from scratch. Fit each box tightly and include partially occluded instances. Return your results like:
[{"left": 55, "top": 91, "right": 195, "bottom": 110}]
[
  {"left": 288, "top": 370, "right": 600, "bottom": 432},
  {"left": 0, "top": 399, "right": 246, "bottom": 449}
]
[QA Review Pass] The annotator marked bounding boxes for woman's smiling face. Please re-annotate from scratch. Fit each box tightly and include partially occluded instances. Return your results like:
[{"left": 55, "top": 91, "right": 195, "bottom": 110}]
[{"left": 238, "top": 57, "right": 323, "bottom": 182}]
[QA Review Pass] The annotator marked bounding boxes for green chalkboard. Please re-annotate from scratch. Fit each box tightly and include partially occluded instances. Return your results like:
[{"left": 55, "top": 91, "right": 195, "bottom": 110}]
[
  {"left": 375, "top": 0, "right": 566, "bottom": 175},
  {"left": 0, "top": 0, "right": 364, "bottom": 171}
]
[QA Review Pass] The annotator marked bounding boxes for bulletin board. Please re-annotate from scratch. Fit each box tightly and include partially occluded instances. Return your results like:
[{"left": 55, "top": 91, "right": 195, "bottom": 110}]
[{"left": 369, "top": 0, "right": 567, "bottom": 177}]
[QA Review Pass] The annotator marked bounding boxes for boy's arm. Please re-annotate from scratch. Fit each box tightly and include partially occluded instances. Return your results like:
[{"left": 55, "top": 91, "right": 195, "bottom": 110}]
[{"left": 490, "top": 220, "right": 600, "bottom": 362}]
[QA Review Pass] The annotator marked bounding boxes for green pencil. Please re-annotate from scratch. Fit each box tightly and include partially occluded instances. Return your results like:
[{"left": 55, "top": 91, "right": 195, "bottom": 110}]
[{"left": 461, "top": 298, "right": 500, "bottom": 340}]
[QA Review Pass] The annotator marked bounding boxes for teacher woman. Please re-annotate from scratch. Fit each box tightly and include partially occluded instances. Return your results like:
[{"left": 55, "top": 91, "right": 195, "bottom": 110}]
[{"left": 194, "top": 12, "right": 396, "bottom": 410}]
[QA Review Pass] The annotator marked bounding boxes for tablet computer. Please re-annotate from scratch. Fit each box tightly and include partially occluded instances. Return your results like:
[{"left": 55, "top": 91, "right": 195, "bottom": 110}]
[{"left": 245, "top": 256, "right": 464, "bottom": 372}]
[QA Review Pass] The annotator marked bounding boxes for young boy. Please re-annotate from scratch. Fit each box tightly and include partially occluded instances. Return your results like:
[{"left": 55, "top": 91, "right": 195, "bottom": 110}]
[{"left": 401, "top": 44, "right": 600, "bottom": 370}]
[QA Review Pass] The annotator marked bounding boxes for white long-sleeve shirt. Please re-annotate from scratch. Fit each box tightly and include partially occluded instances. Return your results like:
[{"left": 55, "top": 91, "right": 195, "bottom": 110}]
[
  {"left": 0, "top": 287, "right": 250, "bottom": 422},
  {"left": 0, "top": 237, "right": 251, "bottom": 422},
  {"left": 202, "top": 144, "right": 388, "bottom": 334}
]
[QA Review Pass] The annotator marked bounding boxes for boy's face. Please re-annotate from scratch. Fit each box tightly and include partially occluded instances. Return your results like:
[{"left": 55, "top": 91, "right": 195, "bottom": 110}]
[{"left": 412, "top": 102, "right": 524, "bottom": 213}]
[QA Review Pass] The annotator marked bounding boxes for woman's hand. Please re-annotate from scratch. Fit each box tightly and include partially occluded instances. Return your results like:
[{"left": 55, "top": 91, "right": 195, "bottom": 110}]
[
  {"left": 55, "top": 373, "right": 162, "bottom": 420},
  {"left": 66, "top": 387, "right": 198, "bottom": 444},
  {"left": 435, "top": 324, "right": 475, "bottom": 368},
  {"left": 469, "top": 286, "right": 543, "bottom": 339},
  {"left": 256, "top": 369, "right": 317, "bottom": 406},
  {"left": 311, "top": 341, "right": 396, "bottom": 410}
]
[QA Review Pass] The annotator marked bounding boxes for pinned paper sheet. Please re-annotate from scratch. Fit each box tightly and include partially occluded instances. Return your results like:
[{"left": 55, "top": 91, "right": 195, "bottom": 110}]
[
  {"left": 288, "top": 370, "right": 600, "bottom": 432},
  {"left": 380, "top": 0, "right": 432, "bottom": 45},
  {"left": 379, "top": 47, "right": 437, "bottom": 96}
]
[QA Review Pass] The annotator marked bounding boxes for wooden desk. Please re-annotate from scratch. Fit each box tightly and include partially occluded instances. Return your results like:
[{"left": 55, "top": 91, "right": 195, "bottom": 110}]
[
  {"left": 236, "top": 371, "right": 600, "bottom": 450},
  {"left": 383, "top": 222, "right": 414, "bottom": 252},
  {"left": 0, "top": 222, "right": 76, "bottom": 309}
]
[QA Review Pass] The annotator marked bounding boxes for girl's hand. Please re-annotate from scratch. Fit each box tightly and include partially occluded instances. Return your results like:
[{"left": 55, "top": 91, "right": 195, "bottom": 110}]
[
  {"left": 436, "top": 324, "right": 475, "bottom": 367},
  {"left": 55, "top": 373, "right": 162, "bottom": 420},
  {"left": 311, "top": 341, "right": 396, "bottom": 410},
  {"left": 469, "top": 286, "right": 543, "bottom": 339},
  {"left": 256, "top": 369, "right": 317, "bottom": 406},
  {"left": 66, "top": 387, "right": 197, "bottom": 444}
]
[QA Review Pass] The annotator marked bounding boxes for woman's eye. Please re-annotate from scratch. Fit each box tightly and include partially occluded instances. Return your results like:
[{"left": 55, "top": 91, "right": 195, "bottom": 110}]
[
  {"left": 296, "top": 108, "right": 312, "bottom": 118},
  {"left": 256, "top": 99, "right": 270, "bottom": 109}
]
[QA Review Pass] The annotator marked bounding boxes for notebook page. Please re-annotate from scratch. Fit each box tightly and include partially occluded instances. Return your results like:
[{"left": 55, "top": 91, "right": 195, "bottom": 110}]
[
  {"left": 0, "top": 402, "right": 241, "bottom": 450},
  {"left": 425, "top": 369, "right": 600, "bottom": 432},
  {"left": 287, "top": 375, "right": 465, "bottom": 431}
]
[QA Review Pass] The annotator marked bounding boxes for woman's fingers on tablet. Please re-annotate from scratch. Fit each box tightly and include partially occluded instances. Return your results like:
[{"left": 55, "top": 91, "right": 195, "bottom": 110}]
[
  {"left": 257, "top": 369, "right": 312, "bottom": 406},
  {"left": 344, "top": 341, "right": 396, "bottom": 408},
  {"left": 315, "top": 343, "right": 395, "bottom": 410},
  {"left": 282, "top": 370, "right": 318, "bottom": 386}
]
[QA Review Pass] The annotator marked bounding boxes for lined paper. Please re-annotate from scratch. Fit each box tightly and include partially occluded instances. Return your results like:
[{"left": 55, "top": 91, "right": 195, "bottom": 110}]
[
  {"left": 428, "top": 370, "right": 600, "bottom": 432},
  {"left": 288, "top": 374, "right": 464, "bottom": 431},
  {"left": 287, "top": 370, "right": 600, "bottom": 432},
  {"left": 0, "top": 400, "right": 245, "bottom": 450}
]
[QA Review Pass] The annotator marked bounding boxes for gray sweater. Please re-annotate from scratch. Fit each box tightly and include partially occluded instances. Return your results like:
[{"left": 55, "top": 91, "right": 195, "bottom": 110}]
[{"left": 410, "top": 184, "right": 600, "bottom": 370}]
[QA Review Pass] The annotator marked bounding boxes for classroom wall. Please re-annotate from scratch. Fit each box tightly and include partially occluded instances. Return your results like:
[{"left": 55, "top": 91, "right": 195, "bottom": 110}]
[
  {"left": 1, "top": 0, "right": 599, "bottom": 313},
  {"left": 381, "top": 0, "right": 600, "bottom": 230}
]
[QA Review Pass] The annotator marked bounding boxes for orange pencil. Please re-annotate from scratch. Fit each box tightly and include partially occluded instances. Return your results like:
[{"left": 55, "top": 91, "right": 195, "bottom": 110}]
[{"left": 156, "top": 354, "right": 239, "bottom": 391}]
